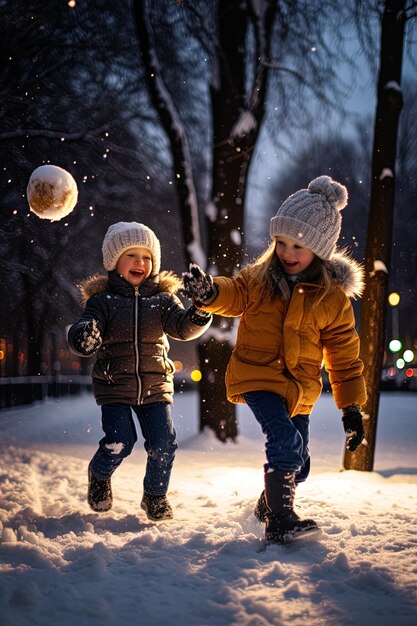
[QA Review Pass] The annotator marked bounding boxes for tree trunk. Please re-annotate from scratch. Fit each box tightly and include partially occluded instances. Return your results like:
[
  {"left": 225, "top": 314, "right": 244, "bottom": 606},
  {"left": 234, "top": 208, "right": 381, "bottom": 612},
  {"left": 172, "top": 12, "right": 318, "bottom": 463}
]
[
  {"left": 198, "top": 0, "right": 275, "bottom": 440},
  {"left": 343, "top": 0, "right": 405, "bottom": 471},
  {"left": 133, "top": 0, "right": 275, "bottom": 442}
]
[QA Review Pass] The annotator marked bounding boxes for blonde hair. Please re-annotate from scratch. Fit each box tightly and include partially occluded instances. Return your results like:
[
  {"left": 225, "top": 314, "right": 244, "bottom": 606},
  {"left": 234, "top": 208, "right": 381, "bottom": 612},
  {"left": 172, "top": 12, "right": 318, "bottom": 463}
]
[{"left": 248, "top": 241, "right": 334, "bottom": 305}]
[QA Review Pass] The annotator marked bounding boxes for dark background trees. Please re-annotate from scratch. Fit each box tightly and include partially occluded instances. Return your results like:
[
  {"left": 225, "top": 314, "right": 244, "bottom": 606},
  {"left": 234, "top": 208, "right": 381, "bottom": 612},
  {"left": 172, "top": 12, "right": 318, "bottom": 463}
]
[{"left": 0, "top": 0, "right": 181, "bottom": 378}]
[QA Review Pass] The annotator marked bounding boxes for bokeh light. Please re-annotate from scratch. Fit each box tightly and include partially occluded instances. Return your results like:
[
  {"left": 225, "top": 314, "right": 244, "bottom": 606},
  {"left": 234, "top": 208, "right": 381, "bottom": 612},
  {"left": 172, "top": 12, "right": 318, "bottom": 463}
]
[
  {"left": 191, "top": 369, "right": 202, "bottom": 382},
  {"left": 389, "top": 339, "right": 402, "bottom": 353},
  {"left": 388, "top": 292, "right": 400, "bottom": 306}
]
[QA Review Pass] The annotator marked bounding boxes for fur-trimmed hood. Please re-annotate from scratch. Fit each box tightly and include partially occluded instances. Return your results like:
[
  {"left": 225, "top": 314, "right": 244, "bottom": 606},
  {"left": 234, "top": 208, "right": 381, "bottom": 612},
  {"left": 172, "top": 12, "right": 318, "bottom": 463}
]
[
  {"left": 326, "top": 249, "right": 365, "bottom": 299},
  {"left": 77, "top": 270, "right": 182, "bottom": 304}
]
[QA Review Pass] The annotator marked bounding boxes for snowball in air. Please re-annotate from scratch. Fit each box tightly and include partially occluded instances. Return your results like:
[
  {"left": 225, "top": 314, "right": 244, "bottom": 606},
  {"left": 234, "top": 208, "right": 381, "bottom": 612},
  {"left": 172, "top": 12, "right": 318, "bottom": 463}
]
[{"left": 27, "top": 164, "right": 78, "bottom": 221}]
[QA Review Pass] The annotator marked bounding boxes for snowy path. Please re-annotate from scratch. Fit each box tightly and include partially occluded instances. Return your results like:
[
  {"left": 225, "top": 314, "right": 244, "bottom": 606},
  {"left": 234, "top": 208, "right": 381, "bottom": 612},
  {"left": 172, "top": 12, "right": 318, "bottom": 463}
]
[{"left": 0, "top": 392, "right": 417, "bottom": 626}]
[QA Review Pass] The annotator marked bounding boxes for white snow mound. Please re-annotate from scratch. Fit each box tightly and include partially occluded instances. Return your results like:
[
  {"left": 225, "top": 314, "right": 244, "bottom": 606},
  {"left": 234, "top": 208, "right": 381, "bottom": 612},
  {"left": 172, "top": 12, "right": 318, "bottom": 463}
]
[{"left": 27, "top": 164, "right": 78, "bottom": 221}]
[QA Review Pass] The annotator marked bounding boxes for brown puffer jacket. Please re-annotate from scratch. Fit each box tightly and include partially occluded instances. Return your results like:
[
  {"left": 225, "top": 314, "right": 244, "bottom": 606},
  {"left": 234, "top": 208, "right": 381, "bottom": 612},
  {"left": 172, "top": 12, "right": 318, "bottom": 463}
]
[
  {"left": 201, "top": 250, "right": 367, "bottom": 417},
  {"left": 68, "top": 270, "right": 211, "bottom": 406}
]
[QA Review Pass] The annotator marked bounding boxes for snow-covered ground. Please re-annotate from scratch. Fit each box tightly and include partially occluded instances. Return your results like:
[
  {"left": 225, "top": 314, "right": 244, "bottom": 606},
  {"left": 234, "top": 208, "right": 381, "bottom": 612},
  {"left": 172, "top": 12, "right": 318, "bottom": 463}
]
[{"left": 1, "top": 390, "right": 416, "bottom": 626}]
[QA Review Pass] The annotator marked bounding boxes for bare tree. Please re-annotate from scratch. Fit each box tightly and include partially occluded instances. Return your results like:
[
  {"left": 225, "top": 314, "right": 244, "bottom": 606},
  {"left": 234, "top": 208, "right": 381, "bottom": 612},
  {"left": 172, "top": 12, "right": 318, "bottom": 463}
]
[
  {"left": 198, "top": 0, "right": 276, "bottom": 441},
  {"left": 133, "top": 0, "right": 275, "bottom": 440},
  {"left": 132, "top": 0, "right": 374, "bottom": 441},
  {"left": 343, "top": 0, "right": 407, "bottom": 471},
  {"left": 0, "top": 0, "right": 162, "bottom": 380}
]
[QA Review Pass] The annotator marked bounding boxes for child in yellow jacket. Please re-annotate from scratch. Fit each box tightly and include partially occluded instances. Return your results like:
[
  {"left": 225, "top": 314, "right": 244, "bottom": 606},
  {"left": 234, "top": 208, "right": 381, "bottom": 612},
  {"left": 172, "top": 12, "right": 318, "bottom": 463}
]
[{"left": 182, "top": 175, "right": 367, "bottom": 545}]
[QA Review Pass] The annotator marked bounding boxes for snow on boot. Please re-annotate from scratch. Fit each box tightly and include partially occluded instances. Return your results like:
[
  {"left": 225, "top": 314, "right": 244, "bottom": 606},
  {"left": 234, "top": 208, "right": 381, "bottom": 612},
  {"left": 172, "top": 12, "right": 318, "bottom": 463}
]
[
  {"left": 254, "top": 490, "right": 268, "bottom": 523},
  {"left": 264, "top": 470, "right": 320, "bottom": 544},
  {"left": 88, "top": 463, "right": 112, "bottom": 512},
  {"left": 141, "top": 492, "right": 173, "bottom": 521}
]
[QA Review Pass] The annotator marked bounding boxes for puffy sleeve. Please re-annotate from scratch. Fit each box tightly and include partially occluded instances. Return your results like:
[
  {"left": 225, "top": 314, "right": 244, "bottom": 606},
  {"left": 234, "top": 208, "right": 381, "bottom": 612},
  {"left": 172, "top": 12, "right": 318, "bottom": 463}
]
[
  {"left": 161, "top": 294, "right": 212, "bottom": 341},
  {"left": 198, "top": 268, "right": 251, "bottom": 317},
  {"left": 321, "top": 292, "right": 367, "bottom": 409}
]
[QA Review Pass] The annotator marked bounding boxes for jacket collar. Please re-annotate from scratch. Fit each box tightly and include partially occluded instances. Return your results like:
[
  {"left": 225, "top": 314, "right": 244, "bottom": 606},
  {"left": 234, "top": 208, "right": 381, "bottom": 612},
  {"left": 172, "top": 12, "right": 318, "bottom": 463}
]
[
  {"left": 77, "top": 270, "right": 181, "bottom": 304},
  {"left": 107, "top": 271, "right": 160, "bottom": 297},
  {"left": 272, "top": 249, "right": 364, "bottom": 299}
]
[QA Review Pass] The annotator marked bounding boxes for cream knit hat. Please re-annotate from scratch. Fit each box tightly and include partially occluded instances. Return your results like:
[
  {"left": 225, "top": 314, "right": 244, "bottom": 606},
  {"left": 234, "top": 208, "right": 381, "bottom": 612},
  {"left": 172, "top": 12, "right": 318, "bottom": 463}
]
[
  {"left": 270, "top": 175, "right": 348, "bottom": 260},
  {"left": 102, "top": 221, "right": 161, "bottom": 274}
]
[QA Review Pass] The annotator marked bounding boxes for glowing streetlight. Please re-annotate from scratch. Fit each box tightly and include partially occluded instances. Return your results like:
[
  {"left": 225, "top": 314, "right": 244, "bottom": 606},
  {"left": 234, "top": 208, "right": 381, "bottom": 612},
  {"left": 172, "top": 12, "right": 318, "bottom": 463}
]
[
  {"left": 388, "top": 293, "right": 400, "bottom": 347},
  {"left": 388, "top": 292, "right": 400, "bottom": 306},
  {"left": 403, "top": 350, "right": 414, "bottom": 363}
]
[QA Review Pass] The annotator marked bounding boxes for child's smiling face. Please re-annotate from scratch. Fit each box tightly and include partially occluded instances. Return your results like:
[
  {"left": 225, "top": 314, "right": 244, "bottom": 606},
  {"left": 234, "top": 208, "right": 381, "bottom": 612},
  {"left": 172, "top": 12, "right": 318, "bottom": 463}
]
[
  {"left": 116, "top": 247, "right": 153, "bottom": 286},
  {"left": 274, "top": 235, "right": 315, "bottom": 275}
]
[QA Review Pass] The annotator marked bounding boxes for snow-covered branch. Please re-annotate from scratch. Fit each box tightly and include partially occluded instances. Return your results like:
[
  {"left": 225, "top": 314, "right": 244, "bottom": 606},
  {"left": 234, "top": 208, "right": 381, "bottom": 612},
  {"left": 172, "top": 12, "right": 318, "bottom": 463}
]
[
  {"left": 133, "top": 0, "right": 202, "bottom": 266},
  {"left": 246, "top": 0, "right": 276, "bottom": 114}
]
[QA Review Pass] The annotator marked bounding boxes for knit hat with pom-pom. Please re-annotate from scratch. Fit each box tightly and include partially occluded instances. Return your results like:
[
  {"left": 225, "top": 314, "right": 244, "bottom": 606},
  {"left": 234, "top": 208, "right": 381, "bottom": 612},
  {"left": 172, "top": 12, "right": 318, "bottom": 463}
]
[
  {"left": 102, "top": 221, "right": 161, "bottom": 274},
  {"left": 270, "top": 175, "right": 348, "bottom": 260}
]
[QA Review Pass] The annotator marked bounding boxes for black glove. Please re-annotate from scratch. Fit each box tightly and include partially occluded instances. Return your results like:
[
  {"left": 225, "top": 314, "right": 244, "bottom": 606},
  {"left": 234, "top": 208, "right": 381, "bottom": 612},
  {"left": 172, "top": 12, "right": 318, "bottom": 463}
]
[
  {"left": 72, "top": 319, "right": 102, "bottom": 356},
  {"left": 182, "top": 263, "right": 216, "bottom": 304},
  {"left": 342, "top": 405, "right": 365, "bottom": 452}
]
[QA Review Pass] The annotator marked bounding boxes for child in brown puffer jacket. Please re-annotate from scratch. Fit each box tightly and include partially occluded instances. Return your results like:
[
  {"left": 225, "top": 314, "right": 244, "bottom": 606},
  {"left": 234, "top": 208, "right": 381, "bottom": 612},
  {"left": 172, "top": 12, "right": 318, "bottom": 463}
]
[{"left": 68, "top": 221, "right": 211, "bottom": 520}]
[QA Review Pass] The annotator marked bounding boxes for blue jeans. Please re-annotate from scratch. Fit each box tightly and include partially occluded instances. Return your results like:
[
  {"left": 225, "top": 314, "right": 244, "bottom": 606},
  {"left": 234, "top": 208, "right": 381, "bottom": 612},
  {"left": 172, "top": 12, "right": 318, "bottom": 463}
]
[
  {"left": 243, "top": 391, "right": 311, "bottom": 483},
  {"left": 90, "top": 402, "right": 178, "bottom": 496}
]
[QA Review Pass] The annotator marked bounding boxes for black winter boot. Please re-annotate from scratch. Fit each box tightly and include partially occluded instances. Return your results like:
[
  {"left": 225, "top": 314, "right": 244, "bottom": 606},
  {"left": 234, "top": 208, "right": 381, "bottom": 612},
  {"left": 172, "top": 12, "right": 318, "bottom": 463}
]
[
  {"left": 88, "top": 463, "right": 113, "bottom": 512},
  {"left": 141, "top": 492, "right": 173, "bottom": 521},
  {"left": 254, "top": 487, "right": 318, "bottom": 525},
  {"left": 264, "top": 470, "right": 319, "bottom": 544}
]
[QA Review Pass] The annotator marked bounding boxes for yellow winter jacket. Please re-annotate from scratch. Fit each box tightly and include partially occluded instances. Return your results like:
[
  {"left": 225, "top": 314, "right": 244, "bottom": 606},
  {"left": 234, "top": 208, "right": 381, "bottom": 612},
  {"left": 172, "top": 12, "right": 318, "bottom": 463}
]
[{"left": 201, "top": 251, "right": 367, "bottom": 417}]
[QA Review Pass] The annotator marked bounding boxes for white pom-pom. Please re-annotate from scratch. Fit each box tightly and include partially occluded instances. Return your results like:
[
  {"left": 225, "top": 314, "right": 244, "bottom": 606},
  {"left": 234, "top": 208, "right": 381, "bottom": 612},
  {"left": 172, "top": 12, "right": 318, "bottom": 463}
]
[
  {"left": 308, "top": 175, "right": 348, "bottom": 211},
  {"left": 27, "top": 165, "right": 78, "bottom": 221}
]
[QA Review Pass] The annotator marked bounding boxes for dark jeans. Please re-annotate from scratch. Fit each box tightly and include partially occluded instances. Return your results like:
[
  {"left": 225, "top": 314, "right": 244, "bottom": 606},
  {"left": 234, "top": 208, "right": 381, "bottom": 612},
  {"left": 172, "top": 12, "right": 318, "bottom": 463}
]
[
  {"left": 90, "top": 402, "right": 178, "bottom": 496},
  {"left": 243, "top": 391, "right": 311, "bottom": 483}
]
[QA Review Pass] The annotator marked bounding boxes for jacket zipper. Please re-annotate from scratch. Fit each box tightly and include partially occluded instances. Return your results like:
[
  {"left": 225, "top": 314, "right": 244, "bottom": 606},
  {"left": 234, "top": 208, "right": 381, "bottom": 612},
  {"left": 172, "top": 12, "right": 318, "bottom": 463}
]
[{"left": 134, "top": 286, "right": 142, "bottom": 404}]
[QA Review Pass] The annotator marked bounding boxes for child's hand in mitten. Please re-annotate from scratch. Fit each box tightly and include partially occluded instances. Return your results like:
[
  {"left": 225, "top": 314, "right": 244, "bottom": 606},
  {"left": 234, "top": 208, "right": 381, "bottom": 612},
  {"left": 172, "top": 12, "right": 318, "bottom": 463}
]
[
  {"left": 72, "top": 319, "right": 102, "bottom": 355},
  {"left": 342, "top": 405, "right": 365, "bottom": 452},
  {"left": 181, "top": 263, "right": 216, "bottom": 304}
]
